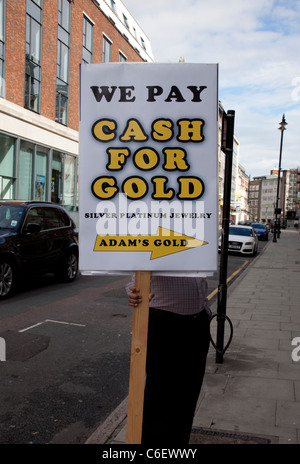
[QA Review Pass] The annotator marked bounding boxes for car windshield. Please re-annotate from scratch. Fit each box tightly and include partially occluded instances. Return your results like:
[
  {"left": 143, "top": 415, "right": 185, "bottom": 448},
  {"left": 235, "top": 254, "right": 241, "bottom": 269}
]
[
  {"left": 229, "top": 226, "right": 252, "bottom": 237},
  {"left": 251, "top": 223, "right": 265, "bottom": 229},
  {"left": 0, "top": 205, "right": 25, "bottom": 229}
]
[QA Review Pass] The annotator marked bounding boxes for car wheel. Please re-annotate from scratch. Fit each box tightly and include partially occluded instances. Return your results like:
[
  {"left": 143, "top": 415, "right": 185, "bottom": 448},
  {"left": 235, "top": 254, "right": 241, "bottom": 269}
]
[
  {"left": 60, "top": 250, "right": 78, "bottom": 282},
  {"left": 0, "top": 260, "right": 16, "bottom": 299}
]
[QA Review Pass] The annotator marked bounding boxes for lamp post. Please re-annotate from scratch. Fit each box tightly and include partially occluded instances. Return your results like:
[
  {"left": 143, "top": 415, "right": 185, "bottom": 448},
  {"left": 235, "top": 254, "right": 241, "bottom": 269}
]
[{"left": 273, "top": 114, "right": 287, "bottom": 243}]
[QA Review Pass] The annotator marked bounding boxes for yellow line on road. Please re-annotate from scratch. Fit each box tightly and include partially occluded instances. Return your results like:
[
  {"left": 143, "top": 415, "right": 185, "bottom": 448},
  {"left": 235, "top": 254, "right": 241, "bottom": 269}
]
[{"left": 207, "top": 260, "right": 249, "bottom": 301}]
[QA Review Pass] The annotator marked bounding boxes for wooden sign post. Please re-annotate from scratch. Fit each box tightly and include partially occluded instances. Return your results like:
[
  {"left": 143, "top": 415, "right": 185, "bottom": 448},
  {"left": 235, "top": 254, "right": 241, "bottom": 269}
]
[{"left": 126, "top": 271, "right": 151, "bottom": 444}]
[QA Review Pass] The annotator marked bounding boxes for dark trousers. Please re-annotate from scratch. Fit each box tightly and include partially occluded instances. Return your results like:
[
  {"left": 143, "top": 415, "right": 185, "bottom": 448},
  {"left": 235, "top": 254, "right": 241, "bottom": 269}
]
[{"left": 141, "top": 307, "right": 210, "bottom": 445}]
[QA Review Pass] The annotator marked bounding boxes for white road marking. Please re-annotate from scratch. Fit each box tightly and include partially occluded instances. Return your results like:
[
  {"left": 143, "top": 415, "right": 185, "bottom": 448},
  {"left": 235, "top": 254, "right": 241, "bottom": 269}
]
[{"left": 19, "top": 319, "right": 86, "bottom": 333}]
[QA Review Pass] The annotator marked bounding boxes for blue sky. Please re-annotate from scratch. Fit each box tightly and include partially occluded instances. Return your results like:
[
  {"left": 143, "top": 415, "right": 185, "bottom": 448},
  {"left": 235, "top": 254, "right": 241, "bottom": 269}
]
[{"left": 122, "top": 0, "right": 300, "bottom": 178}]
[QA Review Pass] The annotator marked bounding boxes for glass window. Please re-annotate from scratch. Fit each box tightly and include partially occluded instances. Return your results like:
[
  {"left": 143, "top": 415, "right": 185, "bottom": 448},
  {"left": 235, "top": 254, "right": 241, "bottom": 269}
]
[
  {"left": 24, "top": 65, "right": 40, "bottom": 112},
  {"left": 26, "top": 16, "right": 41, "bottom": 62},
  {"left": 27, "top": 0, "right": 42, "bottom": 22},
  {"left": 0, "top": 133, "right": 15, "bottom": 199},
  {"left": 35, "top": 147, "right": 48, "bottom": 201},
  {"left": 19, "top": 141, "right": 34, "bottom": 200},
  {"left": 102, "top": 36, "right": 111, "bottom": 63},
  {"left": 59, "top": 207, "right": 71, "bottom": 226},
  {"left": 123, "top": 14, "right": 129, "bottom": 29},
  {"left": 43, "top": 207, "right": 65, "bottom": 229},
  {"left": 63, "top": 154, "right": 75, "bottom": 207},
  {"left": 24, "top": 207, "right": 43, "bottom": 228},
  {"left": 25, "top": 0, "right": 42, "bottom": 112},
  {"left": 110, "top": 0, "right": 116, "bottom": 12},
  {"left": 0, "top": 204, "right": 24, "bottom": 229},
  {"left": 57, "top": 41, "right": 69, "bottom": 82},
  {"left": 82, "top": 15, "right": 93, "bottom": 64},
  {"left": 119, "top": 51, "right": 126, "bottom": 62},
  {"left": 52, "top": 151, "right": 62, "bottom": 203},
  {"left": 141, "top": 37, "right": 146, "bottom": 50},
  {"left": 58, "top": 0, "right": 70, "bottom": 32},
  {"left": 56, "top": 0, "right": 71, "bottom": 125},
  {"left": 55, "top": 81, "right": 68, "bottom": 125}
]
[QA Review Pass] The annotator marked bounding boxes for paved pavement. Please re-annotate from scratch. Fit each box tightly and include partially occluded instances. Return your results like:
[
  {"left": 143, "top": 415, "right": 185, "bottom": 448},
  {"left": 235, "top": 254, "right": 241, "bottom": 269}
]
[{"left": 86, "top": 228, "right": 300, "bottom": 445}]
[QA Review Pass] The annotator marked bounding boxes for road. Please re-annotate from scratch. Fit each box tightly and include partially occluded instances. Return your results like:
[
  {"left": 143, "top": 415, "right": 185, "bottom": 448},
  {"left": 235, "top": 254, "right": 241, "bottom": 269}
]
[{"left": 0, "top": 240, "right": 268, "bottom": 444}]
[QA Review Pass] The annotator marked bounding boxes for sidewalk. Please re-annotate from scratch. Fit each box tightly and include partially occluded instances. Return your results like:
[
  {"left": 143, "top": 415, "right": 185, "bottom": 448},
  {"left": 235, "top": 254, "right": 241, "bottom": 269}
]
[{"left": 87, "top": 228, "right": 300, "bottom": 445}]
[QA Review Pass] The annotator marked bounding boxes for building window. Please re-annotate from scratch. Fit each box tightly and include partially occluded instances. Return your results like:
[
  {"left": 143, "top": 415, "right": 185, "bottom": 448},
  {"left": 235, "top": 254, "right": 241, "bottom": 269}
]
[
  {"left": 141, "top": 37, "right": 146, "bottom": 50},
  {"left": 110, "top": 0, "right": 116, "bottom": 12},
  {"left": 0, "top": 0, "right": 5, "bottom": 97},
  {"left": 19, "top": 141, "right": 34, "bottom": 200},
  {"left": 82, "top": 15, "right": 93, "bottom": 64},
  {"left": 123, "top": 14, "right": 129, "bottom": 29},
  {"left": 102, "top": 35, "right": 112, "bottom": 62},
  {"left": 35, "top": 147, "right": 48, "bottom": 201},
  {"left": 119, "top": 51, "right": 126, "bottom": 62},
  {"left": 0, "top": 133, "right": 15, "bottom": 199},
  {"left": 52, "top": 150, "right": 62, "bottom": 203},
  {"left": 64, "top": 154, "right": 76, "bottom": 207},
  {"left": 56, "top": 0, "right": 71, "bottom": 125},
  {"left": 25, "top": 0, "right": 43, "bottom": 112},
  {"left": 0, "top": 131, "right": 78, "bottom": 211}
]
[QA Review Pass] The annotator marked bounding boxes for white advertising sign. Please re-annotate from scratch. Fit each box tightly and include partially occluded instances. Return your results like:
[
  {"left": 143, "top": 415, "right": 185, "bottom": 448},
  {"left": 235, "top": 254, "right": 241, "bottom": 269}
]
[{"left": 79, "top": 63, "right": 218, "bottom": 274}]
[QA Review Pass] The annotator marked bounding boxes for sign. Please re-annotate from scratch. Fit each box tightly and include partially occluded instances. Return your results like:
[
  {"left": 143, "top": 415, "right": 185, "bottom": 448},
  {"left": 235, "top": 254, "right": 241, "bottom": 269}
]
[{"left": 79, "top": 63, "right": 218, "bottom": 274}]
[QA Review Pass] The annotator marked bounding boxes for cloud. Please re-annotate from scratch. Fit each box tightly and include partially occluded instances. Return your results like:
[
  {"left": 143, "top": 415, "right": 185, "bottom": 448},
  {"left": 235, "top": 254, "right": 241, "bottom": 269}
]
[{"left": 122, "top": 0, "right": 300, "bottom": 177}]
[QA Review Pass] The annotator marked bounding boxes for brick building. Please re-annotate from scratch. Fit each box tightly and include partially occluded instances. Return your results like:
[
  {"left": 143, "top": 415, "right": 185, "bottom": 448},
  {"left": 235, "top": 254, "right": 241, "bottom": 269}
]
[{"left": 0, "top": 0, "right": 153, "bottom": 223}]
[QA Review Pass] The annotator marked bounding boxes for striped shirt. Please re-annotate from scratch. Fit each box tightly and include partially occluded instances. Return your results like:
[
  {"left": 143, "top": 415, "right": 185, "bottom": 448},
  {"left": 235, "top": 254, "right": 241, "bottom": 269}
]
[{"left": 126, "top": 275, "right": 211, "bottom": 316}]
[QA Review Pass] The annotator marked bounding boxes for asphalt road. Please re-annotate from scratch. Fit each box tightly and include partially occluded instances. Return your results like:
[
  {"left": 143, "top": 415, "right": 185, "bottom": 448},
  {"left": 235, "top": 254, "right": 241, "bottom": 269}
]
[{"left": 0, "top": 240, "right": 267, "bottom": 444}]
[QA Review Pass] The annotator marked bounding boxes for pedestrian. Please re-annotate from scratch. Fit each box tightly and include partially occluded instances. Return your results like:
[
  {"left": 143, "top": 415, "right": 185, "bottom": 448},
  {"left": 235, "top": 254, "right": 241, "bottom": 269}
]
[{"left": 127, "top": 275, "right": 211, "bottom": 445}]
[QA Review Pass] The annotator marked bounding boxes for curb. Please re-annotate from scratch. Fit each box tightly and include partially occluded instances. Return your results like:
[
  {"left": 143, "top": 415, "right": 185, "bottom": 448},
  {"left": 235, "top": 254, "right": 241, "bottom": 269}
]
[{"left": 86, "top": 397, "right": 128, "bottom": 444}]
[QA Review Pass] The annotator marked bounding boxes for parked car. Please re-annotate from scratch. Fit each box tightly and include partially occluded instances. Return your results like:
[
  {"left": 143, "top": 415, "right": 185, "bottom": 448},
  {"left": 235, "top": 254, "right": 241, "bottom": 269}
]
[
  {"left": 250, "top": 222, "right": 269, "bottom": 241},
  {"left": 0, "top": 201, "right": 79, "bottom": 299},
  {"left": 219, "top": 225, "right": 258, "bottom": 256}
]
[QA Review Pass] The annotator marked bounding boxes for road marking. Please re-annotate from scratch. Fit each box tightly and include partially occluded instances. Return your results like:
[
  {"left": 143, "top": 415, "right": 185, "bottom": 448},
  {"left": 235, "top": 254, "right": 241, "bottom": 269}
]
[
  {"left": 207, "top": 260, "right": 249, "bottom": 301},
  {"left": 19, "top": 319, "right": 86, "bottom": 333}
]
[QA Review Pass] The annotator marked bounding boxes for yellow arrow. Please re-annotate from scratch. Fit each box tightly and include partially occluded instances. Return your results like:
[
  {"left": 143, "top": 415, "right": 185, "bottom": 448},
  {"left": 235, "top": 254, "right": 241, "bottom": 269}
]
[{"left": 93, "top": 227, "right": 208, "bottom": 260}]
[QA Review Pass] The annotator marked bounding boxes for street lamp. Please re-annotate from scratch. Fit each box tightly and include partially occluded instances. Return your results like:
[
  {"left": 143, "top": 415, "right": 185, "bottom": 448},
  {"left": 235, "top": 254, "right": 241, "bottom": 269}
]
[{"left": 273, "top": 114, "right": 288, "bottom": 242}]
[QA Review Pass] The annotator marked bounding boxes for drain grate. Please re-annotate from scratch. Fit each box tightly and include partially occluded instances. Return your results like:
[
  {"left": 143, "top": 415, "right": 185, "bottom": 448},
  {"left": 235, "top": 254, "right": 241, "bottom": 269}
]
[{"left": 190, "top": 427, "right": 279, "bottom": 444}]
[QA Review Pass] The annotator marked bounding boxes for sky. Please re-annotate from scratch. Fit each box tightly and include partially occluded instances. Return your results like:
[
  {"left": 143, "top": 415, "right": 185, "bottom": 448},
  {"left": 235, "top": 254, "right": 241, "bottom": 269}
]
[{"left": 122, "top": 0, "right": 300, "bottom": 179}]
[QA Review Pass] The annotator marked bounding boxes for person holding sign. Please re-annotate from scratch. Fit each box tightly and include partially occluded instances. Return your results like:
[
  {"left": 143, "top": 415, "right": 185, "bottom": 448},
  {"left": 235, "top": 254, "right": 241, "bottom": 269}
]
[{"left": 127, "top": 275, "right": 211, "bottom": 445}]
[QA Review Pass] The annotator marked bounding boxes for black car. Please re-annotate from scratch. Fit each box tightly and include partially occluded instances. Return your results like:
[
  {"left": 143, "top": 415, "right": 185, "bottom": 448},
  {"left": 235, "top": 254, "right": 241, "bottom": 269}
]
[{"left": 0, "top": 201, "right": 79, "bottom": 299}]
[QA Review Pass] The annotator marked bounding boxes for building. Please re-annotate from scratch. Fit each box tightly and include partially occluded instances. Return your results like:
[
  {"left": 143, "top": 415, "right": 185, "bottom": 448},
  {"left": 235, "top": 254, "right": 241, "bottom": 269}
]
[
  {"left": 218, "top": 102, "right": 241, "bottom": 225},
  {"left": 0, "top": 0, "right": 153, "bottom": 223},
  {"left": 260, "top": 174, "right": 278, "bottom": 223},
  {"left": 234, "top": 164, "right": 249, "bottom": 224},
  {"left": 249, "top": 173, "right": 283, "bottom": 223},
  {"left": 281, "top": 168, "right": 299, "bottom": 221},
  {"left": 248, "top": 178, "right": 262, "bottom": 222}
]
